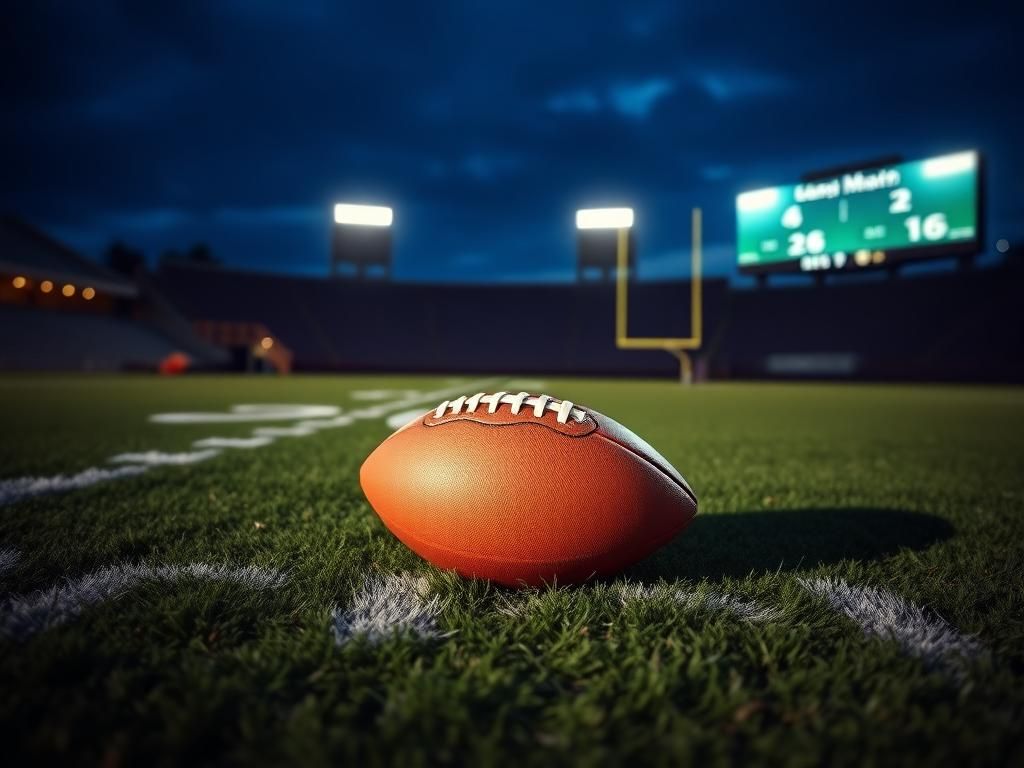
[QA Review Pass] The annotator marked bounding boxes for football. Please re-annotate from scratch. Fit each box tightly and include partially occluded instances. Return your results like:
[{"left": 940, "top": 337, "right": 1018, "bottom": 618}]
[{"left": 360, "top": 391, "right": 698, "bottom": 586}]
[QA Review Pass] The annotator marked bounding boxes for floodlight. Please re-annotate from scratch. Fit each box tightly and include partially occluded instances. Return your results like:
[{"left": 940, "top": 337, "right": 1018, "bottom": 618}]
[
  {"left": 334, "top": 203, "right": 393, "bottom": 227},
  {"left": 575, "top": 208, "right": 634, "bottom": 230}
]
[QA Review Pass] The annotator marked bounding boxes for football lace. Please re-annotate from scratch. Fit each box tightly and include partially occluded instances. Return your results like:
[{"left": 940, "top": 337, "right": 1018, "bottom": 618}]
[{"left": 433, "top": 392, "right": 587, "bottom": 425}]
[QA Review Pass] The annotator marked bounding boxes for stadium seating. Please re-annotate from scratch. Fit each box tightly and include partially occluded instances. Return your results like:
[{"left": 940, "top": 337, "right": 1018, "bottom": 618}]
[
  {"left": 154, "top": 260, "right": 1022, "bottom": 381},
  {"left": 0, "top": 304, "right": 191, "bottom": 371}
]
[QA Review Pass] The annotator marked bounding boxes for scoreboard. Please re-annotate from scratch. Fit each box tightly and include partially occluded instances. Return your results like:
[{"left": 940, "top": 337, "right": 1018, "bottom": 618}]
[{"left": 736, "top": 151, "right": 981, "bottom": 274}]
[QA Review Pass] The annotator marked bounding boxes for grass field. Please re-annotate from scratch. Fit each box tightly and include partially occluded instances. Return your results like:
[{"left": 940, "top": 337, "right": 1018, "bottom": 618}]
[{"left": 1, "top": 374, "right": 1023, "bottom": 766}]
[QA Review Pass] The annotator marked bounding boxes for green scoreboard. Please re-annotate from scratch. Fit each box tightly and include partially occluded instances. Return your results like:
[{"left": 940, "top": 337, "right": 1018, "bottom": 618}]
[{"left": 736, "top": 151, "right": 982, "bottom": 274}]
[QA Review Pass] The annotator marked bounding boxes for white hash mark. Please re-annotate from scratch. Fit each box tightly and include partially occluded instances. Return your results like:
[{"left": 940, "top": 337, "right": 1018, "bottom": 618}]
[
  {"left": 0, "top": 466, "right": 149, "bottom": 507},
  {"left": 0, "top": 562, "right": 287, "bottom": 641},
  {"left": 109, "top": 450, "right": 220, "bottom": 466},
  {"left": 798, "top": 577, "right": 984, "bottom": 671},
  {"left": 331, "top": 573, "right": 449, "bottom": 645}
]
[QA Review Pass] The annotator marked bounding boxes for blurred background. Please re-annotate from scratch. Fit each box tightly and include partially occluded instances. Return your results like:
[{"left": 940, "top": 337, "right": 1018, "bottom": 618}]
[{"left": 1, "top": 1, "right": 1020, "bottom": 381}]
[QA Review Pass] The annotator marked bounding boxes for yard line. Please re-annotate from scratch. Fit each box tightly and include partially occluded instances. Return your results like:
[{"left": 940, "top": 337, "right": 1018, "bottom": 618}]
[
  {"left": 0, "top": 562, "right": 286, "bottom": 641},
  {"left": 193, "top": 436, "right": 275, "bottom": 449},
  {"left": 616, "top": 582, "right": 783, "bottom": 622},
  {"left": 0, "top": 466, "right": 148, "bottom": 507},
  {"left": 385, "top": 408, "right": 431, "bottom": 430},
  {"left": 799, "top": 577, "right": 983, "bottom": 672},
  {"left": 331, "top": 573, "right": 448, "bottom": 645},
  {"left": 108, "top": 450, "right": 220, "bottom": 466},
  {"left": 150, "top": 404, "right": 340, "bottom": 424},
  {"left": 2, "top": 378, "right": 501, "bottom": 507}
]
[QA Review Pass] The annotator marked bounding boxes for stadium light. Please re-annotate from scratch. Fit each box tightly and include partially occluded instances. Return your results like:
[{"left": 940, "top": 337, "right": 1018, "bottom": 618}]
[
  {"left": 576, "top": 208, "right": 634, "bottom": 230},
  {"left": 82, "top": 287, "right": 96, "bottom": 300},
  {"left": 736, "top": 188, "right": 779, "bottom": 212},
  {"left": 260, "top": 336, "right": 274, "bottom": 350},
  {"left": 12, "top": 275, "right": 26, "bottom": 289},
  {"left": 334, "top": 203, "right": 393, "bottom": 227},
  {"left": 40, "top": 280, "right": 53, "bottom": 294},
  {"left": 921, "top": 151, "right": 976, "bottom": 178},
  {"left": 62, "top": 284, "right": 76, "bottom": 297}
]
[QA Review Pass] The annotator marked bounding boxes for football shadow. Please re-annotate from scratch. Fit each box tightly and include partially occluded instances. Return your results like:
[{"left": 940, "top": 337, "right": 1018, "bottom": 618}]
[{"left": 627, "top": 507, "right": 954, "bottom": 583}]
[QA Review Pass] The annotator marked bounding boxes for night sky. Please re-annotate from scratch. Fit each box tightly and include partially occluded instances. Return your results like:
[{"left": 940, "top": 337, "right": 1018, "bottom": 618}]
[{"left": 3, "top": 1, "right": 1020, "bottom": 282}]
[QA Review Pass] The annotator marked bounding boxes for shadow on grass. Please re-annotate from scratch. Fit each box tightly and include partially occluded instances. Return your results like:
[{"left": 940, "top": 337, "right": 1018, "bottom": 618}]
[{"left": 628, "top": 507, "right": 954, "bottom": 583}]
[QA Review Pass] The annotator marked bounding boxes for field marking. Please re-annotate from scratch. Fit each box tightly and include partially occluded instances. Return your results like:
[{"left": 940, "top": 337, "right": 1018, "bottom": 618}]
[
  {"left": 1, "top": 378, "right": 499, "bottom": 508},
  {"left": 799, "top": 577, "right": 984, "bottom": 672},
  {"left": 0, "top": 562, "right": 286, "bottom": 642},
  {"left": 332, "top": 573, "right": 449, "bottom": 645},
  {"left": 386, "top": 408, "right": 430, "bottom": 430},
  {"left": 351, "top": 389, "right": 425, "bottom": 401},
  {"left": 0, "top": 548, "right": 19, "bottom": 577},
  {"left": 193, "top": 436, "right": 275, "bottom": 449},
  {"left": 252, "top": 426, "right": 318, "bottom": 438},
  {"left": 0, "top": 466, "right": 149, "bottom": 507},
  {"left": 150, "top": 404, "right": 340, "bottom": 424},
  {"left": 109, "top": 449, "right": 221, "bottom": 466},
  {"left": 615, "top": 582, "right": 783, "bottom": 623}
]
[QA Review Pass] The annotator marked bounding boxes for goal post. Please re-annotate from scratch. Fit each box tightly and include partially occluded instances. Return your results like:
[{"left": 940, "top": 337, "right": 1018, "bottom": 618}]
[{"left": 615, "top": 207, "right": 703, "bottom": 383}]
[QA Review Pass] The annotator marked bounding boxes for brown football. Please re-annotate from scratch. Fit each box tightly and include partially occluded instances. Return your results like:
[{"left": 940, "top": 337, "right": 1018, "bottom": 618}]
[{"left": 360, "top": 391, "right": 697, "bottom": 587}]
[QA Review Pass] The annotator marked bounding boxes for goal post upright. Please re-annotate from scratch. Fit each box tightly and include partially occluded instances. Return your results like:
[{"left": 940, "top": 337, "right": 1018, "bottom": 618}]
[{"left": 615, "top": 207, "right": 703, "bottom": 383}]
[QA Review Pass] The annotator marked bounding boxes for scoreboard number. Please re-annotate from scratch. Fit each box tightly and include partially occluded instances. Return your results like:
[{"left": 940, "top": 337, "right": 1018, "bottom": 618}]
[
  {"left": 904, "top": 213, "right": 949, "bottom": 243},
  {"left": 787, "top": 229, "right": 826, "bottom": 257},
  {"left": 888, "top": 187, "right": 912, "bottom": 214}
]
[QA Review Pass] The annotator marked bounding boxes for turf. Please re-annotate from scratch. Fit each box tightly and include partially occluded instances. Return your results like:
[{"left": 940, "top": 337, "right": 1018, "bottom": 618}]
[{"left": 1, "top": 374, "right": 1022, "bottom": 767}]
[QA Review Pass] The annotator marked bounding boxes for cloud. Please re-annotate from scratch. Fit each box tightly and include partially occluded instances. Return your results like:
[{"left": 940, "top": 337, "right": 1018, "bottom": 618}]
[
  {"left": 695, "top": 70, "right": 792, "bottom": 103},
  {"left": 547, "top": 77, "right": 675, "bottom": 121},
  {"left": 547, "top": 88, "right": 602, "bottom": 115},
  {"left": 609, "top": 77, "right": 675, "bottom": 119}
]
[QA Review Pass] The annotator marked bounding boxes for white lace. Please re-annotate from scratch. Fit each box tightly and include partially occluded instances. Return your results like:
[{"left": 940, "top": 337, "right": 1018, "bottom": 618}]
[{"left": 433, "top": 392, "right": 587, "bottom": 425}]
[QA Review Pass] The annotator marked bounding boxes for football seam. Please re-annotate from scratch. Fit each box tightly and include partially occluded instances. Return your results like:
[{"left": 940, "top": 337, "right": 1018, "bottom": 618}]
[
  {"left": 593, "top": 432, "right": 698, "bottom": 505},
  {"left": 422, "top": 414, "right": 598, "bottom": 437}
]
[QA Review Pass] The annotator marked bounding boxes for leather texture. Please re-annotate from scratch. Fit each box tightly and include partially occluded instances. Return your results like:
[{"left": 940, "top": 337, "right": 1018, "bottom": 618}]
[{"left": 360, "top": 398, "right": 697, "bottom": 587}]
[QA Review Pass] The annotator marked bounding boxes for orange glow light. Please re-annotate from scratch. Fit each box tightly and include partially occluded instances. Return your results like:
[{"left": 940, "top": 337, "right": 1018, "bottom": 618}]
[
  {"left": 40, "top": 280, "right": 54, "bottom": 293},
  {"left": 82, "top": 287, "right": 96, "bottom": 300},
  {"left": 12, "top": 276, "right": 27, "bottom": 289},
  {"left": 260, "top": 336, "right": 274, "bottom": 350},
  {"left": 62, "top": 284, "right": 76, "bottom": 297}
]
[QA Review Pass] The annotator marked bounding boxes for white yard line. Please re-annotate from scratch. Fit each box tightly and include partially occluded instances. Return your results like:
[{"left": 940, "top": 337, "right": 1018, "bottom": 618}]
[
  {"left": 1, "top": 377, "right": 499, "bottom": 507},
  {"left": 0, "top": 562, "right": 286, "bottom": 641},
  {"left": 331, "top": 572, "right": 448, "bottom": 645},
  {"left": 615, "top": 582, "right": 783, "bottom": 622},
  {"left": 193, "top": 436, "right": 275, "bottom": 449},
  {"left": 149, "top": 404, "right": 340, "bottom": 424},
  {"left": 109, "top": 450, "right": 221, "bottom": 466},
  {"left": 799, "top": 577, "right": 984, "bottom": 672},
  {"left": 0, "top": 466, "right": 149, "bottom": 506}
]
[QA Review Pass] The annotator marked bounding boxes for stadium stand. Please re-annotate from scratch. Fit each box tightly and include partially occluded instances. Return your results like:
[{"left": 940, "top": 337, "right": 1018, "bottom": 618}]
[
  {"left": 155, "top": 263, "right": 729, "bottom": 376},
  {"left": 5, "top": 215, "right": 1019, "bottom": 381},
  {"left": 155, "top": 257, "right": 1023, "bottom": 382},
  {"left": 0, "top": 217, "right": 227, "bottom": 371}
]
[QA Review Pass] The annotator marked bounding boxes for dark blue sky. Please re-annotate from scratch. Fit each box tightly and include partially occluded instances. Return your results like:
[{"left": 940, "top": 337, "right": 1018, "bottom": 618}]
[{"left": 3, "top": 1, "right": 1021, "bottom": 282}]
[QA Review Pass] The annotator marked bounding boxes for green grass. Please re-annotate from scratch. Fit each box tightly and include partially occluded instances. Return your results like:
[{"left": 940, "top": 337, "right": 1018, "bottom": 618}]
[{"left": 1, "top": 374, "right": 1023, "bottom": 767}]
